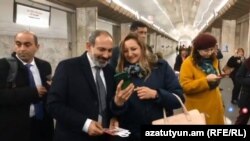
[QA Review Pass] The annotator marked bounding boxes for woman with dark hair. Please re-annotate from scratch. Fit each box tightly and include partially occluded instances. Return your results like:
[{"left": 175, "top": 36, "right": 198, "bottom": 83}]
[
  {"left": 111, "top": 33, "right": 184, "bottom": 140},
  {"left": 235, "top": 57, "right": 250, "bottom": 124},
  {"left": 179, "top": 33, "right": 225, "bottom": 124},
  {"left": 174, "top": 47, "right": 189, "bottom": 71}
]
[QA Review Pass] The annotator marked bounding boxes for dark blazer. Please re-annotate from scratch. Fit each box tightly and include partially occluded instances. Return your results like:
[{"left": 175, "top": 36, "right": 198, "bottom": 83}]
[
  {"left": 226, "top": 56, "right": 243, "bottom": 78},
  {"left": 109, "top": 46, "right": 120, "bottom": 69},
  {"left": 47, "top": 52, "right": 115, "bottom": 141},
  {"left": 0, "top": 53, "right": 54, "bottom": 141}
]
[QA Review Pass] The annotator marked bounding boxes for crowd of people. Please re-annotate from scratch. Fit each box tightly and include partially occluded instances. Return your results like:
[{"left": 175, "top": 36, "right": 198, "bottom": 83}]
[{"left": 1, "top": 21, "right": 249, "bottom": 141}]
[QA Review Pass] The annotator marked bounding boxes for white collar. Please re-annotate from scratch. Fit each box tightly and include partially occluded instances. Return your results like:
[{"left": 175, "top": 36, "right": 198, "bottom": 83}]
[
  {"left": 15, "top": 54, "right": 35, "bottom": 66},
  {"left": 87, "top": 52, "right": 96, "bottom": 69}
]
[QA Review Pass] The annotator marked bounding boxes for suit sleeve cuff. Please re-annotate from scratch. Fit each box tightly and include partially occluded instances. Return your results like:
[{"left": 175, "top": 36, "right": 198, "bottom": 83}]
[{"left": 82, "top": 118, "right": 92, "bottom": 133}]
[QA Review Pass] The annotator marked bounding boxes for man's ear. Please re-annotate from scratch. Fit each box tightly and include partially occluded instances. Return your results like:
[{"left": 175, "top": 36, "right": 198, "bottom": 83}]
[
  {"left": 34, "top": 44, "right": 40, "bottom": 53},
  {"left": 86, "top": 42, "right": 91, "bottom": 51}
]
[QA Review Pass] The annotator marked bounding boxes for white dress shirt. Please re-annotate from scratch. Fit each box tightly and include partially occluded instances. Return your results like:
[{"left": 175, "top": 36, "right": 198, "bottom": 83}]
[
  {"left": 16, "top": 55, "right": 42, "bottom": 118},
  {"left": 82, "top": 53, "right": 107, "bottom": 133}
]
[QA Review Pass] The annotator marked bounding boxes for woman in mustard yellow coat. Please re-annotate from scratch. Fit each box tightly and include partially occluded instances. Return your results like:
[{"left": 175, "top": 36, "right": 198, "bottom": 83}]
[{"left": 179, "top": 33, "right": 225, "bottom": 124}]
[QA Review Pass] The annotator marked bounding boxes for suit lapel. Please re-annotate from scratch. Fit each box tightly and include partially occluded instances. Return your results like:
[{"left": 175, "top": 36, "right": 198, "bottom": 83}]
[
  {"left": 34, "top": 58, "right": 46, "bottom": 85},
  {"left": 79, "top": 53, "right": 98, "bottom": 98},
  {"left": 103, "top": 66, "right": 115, "bottom": 100}
]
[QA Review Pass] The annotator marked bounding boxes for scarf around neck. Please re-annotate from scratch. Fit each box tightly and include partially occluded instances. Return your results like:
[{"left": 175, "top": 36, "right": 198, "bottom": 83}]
[
  {"left": 198, "top": 59, "right": 217, "bottom": 75},
  {"left": 124, "top": 63, "right": 145, "bottom": 78}
]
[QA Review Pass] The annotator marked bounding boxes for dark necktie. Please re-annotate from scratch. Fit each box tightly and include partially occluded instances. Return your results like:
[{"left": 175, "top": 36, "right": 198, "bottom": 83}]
[
  {"left": 26, "top": 64, "right": 44, "bottom": 120},
  {"left": 95, "top": 67, "right": 108, "bottom": 127}
]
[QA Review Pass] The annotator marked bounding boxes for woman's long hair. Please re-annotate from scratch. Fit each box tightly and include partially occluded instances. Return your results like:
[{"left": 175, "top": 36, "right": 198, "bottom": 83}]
[{"left": 116, "top": 33, "right": 157, "bottom": 79}]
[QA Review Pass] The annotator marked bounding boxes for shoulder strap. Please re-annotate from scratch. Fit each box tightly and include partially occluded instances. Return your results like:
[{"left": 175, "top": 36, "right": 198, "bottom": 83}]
[{"left": 5, "top": 56, "right": 18, "bottom": 84}]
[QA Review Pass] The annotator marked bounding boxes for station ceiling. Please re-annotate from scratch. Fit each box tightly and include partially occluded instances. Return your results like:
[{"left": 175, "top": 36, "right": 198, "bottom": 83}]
[{"left": 48, "top": 0, "right": 250, "bottom": 41}]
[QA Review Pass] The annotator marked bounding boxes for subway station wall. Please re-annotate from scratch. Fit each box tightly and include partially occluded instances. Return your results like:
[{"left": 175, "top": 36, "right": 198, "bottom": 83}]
[{"left": 0, "top": 0, "right": 70, "bottom": 74}]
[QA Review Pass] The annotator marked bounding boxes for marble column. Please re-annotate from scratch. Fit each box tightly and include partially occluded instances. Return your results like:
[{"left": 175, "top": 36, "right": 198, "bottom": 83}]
[
  {"left": 221, "top": 20, "right": 236, "bottom": 66},
  {"left": 156, "top": 34, "right": 162, "bottom": 52},
  {"left": 149, "top": 32, "right": 157, "bottom": 53},
  {"left": 211, "top": 27, "right": 221, "bottom": 48},
  {"left": 121, "top": 23, "right": 130, "bottom": 40},
  {"left": 235, "top": 13, "right": 250, "bottom": 57},
  {"left": 112, "top": 25, "right": 121, "bottom": 46},
  {"left": 76, "top": 7, "right": 97, "bottom": 56}
]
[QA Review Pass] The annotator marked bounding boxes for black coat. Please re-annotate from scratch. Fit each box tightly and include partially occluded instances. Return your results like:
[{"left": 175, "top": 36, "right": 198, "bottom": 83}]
[
  {"left": 0, "top": 53, "right": 54, "bottom": 141},
  {"left": 174, "top": 55, "right": 183, "bottom": 71},
  {"left": 236, "top": 63, "right": 250, "bottom": 108},
  {"left": 109, "top": 46, "right": 120, "bottom": 69},
  {"left": 47, "top": 52, "right": 115, "bottom": 141},
  {"left": 226, "top": 56, "right": 243, "bottom": 78}
]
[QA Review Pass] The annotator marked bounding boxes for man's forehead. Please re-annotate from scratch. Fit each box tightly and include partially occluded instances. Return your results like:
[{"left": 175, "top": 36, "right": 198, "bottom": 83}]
[
  {"left": 95, "top": 34, "right": 113, "bottom": 43},
  {"left": 16, "top": 33, "right": 32, "bottom": 38},
  {"left": 15, "top": 33, "right": 34, "bottom": 41},
  {"left": 136, "top": 27, "right": 147, "bottom": 31}
]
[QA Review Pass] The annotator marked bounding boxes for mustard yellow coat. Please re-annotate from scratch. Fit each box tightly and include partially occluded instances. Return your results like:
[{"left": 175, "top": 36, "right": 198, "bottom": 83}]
[{"left": 179, "top": 56, "right": 225, "bottom": 124}]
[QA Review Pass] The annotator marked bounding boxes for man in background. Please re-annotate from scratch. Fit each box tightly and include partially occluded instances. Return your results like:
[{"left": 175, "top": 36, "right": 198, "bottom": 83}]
[{"left": 0, "top": 31, "right": 54, "bottom": 141}]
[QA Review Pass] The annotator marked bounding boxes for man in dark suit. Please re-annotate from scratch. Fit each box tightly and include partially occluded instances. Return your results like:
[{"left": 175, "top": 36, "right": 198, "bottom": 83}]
[
  {"left": 47, "top": 30, "right": 134, "bottom": 141},
  {"left": 0, "top": 31, "right": 54, "bottom": 141}
]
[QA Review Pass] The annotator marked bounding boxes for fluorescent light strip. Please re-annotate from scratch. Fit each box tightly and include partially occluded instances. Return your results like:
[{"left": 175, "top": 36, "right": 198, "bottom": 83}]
[
  {"left": 195, "top": 0, "right": 213, "bottom": 28},
  {"left": 180, "top": 0, "right": 185, "bottom": 26},
  {"left": 198, "top": 0, "right": 229, "bottom": 32},
  {"left": 140, "top": 16, "right": 153, "bottom": 24},
  {"left": 152, "top": 0, "right": 177, "bottom": 31},
  {"left": 153, "top": 24, "right": 160, "bottom": 29},
  {"left": 214, "top": 0, "right": 229, "bottom": 13},
  {"left": 206, "top": 14, "right": 214, "bottom": 24},
  {"left": 113, "top": 0, "right": 177, "bottom": 40},
  {"left": 112, "top": 0, "right": 138, "bottom": 16},
  {"left": 199, "top": 22, "right": 207, "bottom": 32}
]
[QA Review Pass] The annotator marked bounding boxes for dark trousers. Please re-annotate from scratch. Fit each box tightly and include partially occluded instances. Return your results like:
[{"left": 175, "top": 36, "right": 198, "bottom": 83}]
[
  {"left": 235, "top": 108, "right": 250, "bottom": 124},
  {"left": 30, "top": 117, "right": 54, "bottom": 141},
  {"left": 231, "top": 77, "right": 241, "bottom": 101}
]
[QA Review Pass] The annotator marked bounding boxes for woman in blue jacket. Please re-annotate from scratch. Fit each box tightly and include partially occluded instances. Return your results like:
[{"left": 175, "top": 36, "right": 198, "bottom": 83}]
[{"left": 111, "top": 33, "right": 184, "bottom": 141}]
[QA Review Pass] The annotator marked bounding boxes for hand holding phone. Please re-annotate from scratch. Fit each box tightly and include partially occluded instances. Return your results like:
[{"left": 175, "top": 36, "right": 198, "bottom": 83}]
[
  {"left": 114, "top": 72, "right": 131, "bottom": 90},
  {"left": 114, "top": 72, "right": 134, "bottom": 106}
]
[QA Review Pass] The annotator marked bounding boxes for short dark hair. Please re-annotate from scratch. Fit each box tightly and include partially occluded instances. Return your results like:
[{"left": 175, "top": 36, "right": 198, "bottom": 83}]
[
  {"left": 88, "top": 30, "right": 113, "bottom": 45},
  {"left": 130, "top": 21, "right": 147, "bottom": 32},
  {"left": 15, "top": 31, "right": 38, "bottom": 46}
]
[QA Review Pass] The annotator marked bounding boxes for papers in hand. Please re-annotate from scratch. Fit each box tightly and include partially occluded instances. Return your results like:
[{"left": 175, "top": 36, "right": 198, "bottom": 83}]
[{"left": 103, "top": 127, "right": 131, "bottom": 137}]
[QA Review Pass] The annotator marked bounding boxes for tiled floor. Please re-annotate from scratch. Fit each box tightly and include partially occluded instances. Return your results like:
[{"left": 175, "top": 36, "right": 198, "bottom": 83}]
[{"left": 165, "top": 53, "right": 250, "bottom": 125}]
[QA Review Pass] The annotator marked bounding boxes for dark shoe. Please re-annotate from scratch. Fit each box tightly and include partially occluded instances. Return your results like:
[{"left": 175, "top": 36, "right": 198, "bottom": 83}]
[{"left": 231, "top": 99, "right": 238, "bottom": 105}]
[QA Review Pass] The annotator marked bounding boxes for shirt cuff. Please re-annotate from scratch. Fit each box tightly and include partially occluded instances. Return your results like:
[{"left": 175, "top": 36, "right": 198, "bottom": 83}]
[{"left": 82, "top": 118, "right": 92, "bottom": 133}]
